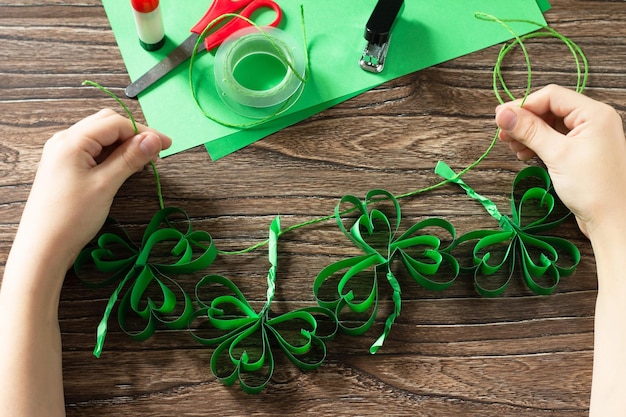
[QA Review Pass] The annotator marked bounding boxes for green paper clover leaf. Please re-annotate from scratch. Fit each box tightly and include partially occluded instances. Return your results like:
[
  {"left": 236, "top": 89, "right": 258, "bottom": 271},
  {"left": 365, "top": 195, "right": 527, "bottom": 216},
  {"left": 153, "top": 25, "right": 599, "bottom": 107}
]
[
  {"left": 189, "top": 217, "right": 338, "bottom": 394},
  {"left": 436, "top": 162, "right": 581, "bottom": 297},
  {"left": 74, "top": 207, "right": 217, "bottom": 357},
  {"left": 314, "top": 189, "right": 459, "bottom": 354}
]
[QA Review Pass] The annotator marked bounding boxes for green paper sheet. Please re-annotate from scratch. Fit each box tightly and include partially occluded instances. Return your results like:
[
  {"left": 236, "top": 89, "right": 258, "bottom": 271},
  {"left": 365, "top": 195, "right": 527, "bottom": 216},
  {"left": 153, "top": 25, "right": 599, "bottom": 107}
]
[
  {"left": 102, "top": 0, "right": 549, "bottom": 159},
  {"left": 537, "top": 0, "right": 552, "bottom": 13}
]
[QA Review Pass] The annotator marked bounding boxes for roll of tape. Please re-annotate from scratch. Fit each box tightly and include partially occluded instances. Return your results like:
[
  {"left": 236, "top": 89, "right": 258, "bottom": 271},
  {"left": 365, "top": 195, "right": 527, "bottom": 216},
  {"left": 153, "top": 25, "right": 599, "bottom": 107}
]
[{"left": 214, "top": 26, "right": 306, "bottom": 119}]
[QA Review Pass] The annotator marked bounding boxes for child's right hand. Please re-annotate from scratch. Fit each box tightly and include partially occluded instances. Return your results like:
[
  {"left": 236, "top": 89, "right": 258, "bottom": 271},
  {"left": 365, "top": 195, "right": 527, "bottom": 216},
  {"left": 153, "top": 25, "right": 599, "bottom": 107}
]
[
  {"left": 12, "top": 109, "right": 172, "bottom": 276},
  {"left": 495, "top": 84, "right": 626, "bottom": 241}
]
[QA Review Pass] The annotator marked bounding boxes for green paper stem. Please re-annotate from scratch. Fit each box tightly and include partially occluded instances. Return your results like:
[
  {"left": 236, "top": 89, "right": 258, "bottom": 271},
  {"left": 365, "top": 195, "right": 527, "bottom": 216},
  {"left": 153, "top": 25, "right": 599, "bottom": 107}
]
[{"left": 435, "top": 161, "right": 504, "bottom": 222}]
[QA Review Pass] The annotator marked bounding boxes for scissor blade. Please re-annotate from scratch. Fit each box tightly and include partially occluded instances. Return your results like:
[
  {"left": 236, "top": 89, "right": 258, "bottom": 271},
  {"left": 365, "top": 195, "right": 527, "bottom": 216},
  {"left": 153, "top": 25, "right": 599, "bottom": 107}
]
[{"left": 125, "top": 34, "right": 206, "bottom": 98}]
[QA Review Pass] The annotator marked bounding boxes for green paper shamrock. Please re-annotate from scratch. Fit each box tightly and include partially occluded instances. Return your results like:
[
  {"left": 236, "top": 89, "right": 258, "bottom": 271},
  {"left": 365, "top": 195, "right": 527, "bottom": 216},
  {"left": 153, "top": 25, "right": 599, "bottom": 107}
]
[
  {"left": 189, "top": 217, "right": 338, "bottom": 394},
  {"left": 74, "top": 207, "right": 217, "bottom": 357},
  {"left": 436, "top": 161, "right": 581, "bottom": 297},
  {"left": 314, "top": 189, "right": 459, "bottom": 354}
]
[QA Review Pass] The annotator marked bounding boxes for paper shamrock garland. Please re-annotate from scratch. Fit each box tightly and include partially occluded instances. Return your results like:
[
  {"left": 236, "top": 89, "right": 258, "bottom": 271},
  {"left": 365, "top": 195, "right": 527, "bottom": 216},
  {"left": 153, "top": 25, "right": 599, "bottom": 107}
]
[
  {"left": 74, "top": 156, "right": 581, "bottom": 389},
  {"left": 74, "top": 14, "right": 587, "bottom": 392}
]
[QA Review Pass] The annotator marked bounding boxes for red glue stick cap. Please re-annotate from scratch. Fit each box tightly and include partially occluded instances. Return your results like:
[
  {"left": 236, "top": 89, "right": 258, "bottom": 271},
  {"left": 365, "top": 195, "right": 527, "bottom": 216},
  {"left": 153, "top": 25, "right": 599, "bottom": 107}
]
[{"left": 131, "top": 0, "right": 159, "bottom": 13}]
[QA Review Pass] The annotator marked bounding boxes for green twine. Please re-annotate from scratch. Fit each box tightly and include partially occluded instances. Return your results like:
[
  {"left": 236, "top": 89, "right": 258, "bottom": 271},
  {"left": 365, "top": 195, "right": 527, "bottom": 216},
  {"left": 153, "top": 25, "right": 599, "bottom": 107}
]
[
  {"left": 476, "top": 13, "right": 588, "bottom": 99},
  {"left": 82, "top": 80, "right": 138, "bottom": 134},
  {"left": 83, "top": 14, "right": 588, "bottom": 257},
  {"left": 150, "top": 162, "right": 165, "bottom": 210},
  {"left": 219, "top": 15, "right": 588, "bottom": 255},
  {"left": 82, "top": 80, "right": 165, "bottom": 211}
]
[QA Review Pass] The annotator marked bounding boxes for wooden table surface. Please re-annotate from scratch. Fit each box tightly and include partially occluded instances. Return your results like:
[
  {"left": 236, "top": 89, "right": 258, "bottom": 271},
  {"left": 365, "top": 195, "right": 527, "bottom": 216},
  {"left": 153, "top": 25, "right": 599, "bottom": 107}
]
[{"left": 1, "top": 1, "right": 625, "bottom": 416}]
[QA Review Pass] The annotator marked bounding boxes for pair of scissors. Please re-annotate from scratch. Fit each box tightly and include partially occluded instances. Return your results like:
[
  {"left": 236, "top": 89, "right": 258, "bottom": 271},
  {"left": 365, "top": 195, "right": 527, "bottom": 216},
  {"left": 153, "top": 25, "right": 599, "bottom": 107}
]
[{"left": 125, "top": 0, "right": 283, "bottom": 98}]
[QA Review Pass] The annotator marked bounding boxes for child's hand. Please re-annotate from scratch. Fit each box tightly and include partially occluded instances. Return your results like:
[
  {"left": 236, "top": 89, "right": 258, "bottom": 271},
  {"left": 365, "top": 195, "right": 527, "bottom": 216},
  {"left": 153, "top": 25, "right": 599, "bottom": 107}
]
[
  {"left": 495, "top": 84, "right": 626, "bottom": 240},
  {"left": 0, "top": 109, "right": 171, "bottom": 417},
  {"left": 14, "top": 109, "right": 171, "bottom": 273}
]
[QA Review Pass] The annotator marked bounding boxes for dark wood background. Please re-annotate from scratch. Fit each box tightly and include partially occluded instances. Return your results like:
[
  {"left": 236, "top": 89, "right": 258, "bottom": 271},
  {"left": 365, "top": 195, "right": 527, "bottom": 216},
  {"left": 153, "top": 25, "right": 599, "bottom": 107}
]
[{"left": 1, "top": 1, "right": 625, "bottom": 415}]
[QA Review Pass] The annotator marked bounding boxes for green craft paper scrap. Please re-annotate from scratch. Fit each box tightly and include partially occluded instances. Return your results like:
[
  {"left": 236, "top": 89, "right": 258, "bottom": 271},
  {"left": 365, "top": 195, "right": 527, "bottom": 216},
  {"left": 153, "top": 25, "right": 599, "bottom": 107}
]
[{"left": 101, "top": 0, "right": 548, "bottom": 159}]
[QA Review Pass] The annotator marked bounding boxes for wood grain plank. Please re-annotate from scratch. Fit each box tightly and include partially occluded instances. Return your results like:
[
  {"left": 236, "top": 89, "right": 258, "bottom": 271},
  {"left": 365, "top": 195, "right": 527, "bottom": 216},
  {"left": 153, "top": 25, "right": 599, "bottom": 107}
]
[{"left": 1, "top": 0, "right": 624, "bottom": 415}]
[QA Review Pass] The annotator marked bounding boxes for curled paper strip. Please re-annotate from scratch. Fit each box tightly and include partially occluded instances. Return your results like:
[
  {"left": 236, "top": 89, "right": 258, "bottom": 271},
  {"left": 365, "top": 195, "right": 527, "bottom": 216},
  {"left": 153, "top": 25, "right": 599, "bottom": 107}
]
[
  {"left": 74, "top": 207, "right": 217, "bottom": 357},
  {"left": 436, "top": 162, "right": 580, "bottom": 297},
  {"left": 189, "top": 217, "right": 338, "bottom": 393},
  {"left": 314, "top": 190, "right": 459, "bottom": 353}
]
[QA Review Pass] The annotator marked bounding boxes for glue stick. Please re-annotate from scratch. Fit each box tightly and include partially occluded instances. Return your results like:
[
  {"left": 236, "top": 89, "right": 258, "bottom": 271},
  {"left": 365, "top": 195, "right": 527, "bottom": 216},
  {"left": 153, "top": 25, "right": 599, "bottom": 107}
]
[{"left": 131, "top": 0, "right": 165, "bottom": 51}]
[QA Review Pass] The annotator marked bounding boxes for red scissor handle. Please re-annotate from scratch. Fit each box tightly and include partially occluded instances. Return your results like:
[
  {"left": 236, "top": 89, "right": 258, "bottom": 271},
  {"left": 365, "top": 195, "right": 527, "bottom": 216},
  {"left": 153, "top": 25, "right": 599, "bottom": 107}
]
[{"left": 191, "top": 0, "right": 283, "bottom": 52}]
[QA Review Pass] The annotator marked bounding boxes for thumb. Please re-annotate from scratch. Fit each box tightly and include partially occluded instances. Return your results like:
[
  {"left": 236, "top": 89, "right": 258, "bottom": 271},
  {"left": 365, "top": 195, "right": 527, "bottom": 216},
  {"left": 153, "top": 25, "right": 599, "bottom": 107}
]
[
  {"left": 496, "top": 106, "right": 563, "bottom": 162},
  {"left": 98, "top": 132, "right": 164, "bottom": 188}
]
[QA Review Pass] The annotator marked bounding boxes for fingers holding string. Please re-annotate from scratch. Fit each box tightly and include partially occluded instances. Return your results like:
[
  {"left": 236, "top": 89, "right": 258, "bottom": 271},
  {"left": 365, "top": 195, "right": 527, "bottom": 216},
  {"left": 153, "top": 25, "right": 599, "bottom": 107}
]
[
  {"left": 494, "top": 85, "right": 596, "bottom": 163},
  {"left": 495, "top": 102, "right": 566, "bottom": 164},
  {"left": 75, "top": 108, "right": 171, "bottom": 146},
  {"left": 57, "top": 109, "right": 171, "bottom": 161},
  {"left": 44, "top": 108, "right": 172, "bottom": 190},
  {"left": 509, "top": 85, "right": 614, "bottom": 134}
]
